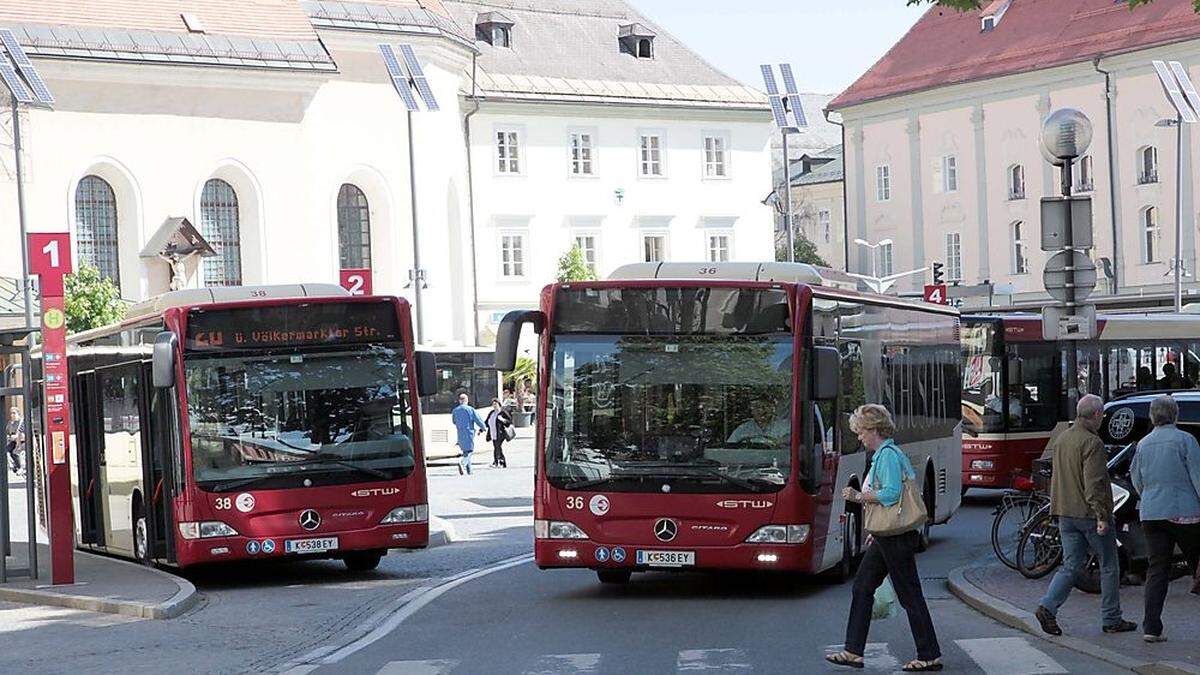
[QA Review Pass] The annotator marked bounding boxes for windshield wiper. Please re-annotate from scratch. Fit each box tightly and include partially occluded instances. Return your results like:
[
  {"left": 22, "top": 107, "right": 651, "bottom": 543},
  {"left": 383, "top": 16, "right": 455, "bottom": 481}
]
[
  {"left": 303, "top": 453, "right": 391, "bottom": 481},
  {"left": 209, "top": 475, "right": 278, "bottom": 493}
]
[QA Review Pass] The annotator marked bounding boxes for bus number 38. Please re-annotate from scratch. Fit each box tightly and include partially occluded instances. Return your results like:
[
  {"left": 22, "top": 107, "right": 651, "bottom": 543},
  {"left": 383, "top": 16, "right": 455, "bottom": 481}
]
[{"left": 215, "top": 497, "right": 232, "bottom": 510}]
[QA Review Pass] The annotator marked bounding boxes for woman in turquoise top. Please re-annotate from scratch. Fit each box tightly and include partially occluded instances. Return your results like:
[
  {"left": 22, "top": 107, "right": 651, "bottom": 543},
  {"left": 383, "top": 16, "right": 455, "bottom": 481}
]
[{"left": 827, "top": 404, "right": 942, "bottom": 672}]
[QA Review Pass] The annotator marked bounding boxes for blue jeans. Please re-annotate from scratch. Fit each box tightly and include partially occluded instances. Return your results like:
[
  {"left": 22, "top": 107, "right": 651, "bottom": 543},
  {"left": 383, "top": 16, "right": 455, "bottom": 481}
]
[
  {"left": 459, "top": 450, "right": 473, "bottom": 475},
  {"left": 1038, "top": 516, "right": 1122, "bottom": 626}
]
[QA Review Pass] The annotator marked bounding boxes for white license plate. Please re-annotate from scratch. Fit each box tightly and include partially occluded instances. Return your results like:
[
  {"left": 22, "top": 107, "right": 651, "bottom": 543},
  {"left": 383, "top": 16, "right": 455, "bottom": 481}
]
[
  {"left": 284, "top": 537, "right": 339, "bottom": 554},
  {"left": 636, "top": 550, "right": 695, "bottom": 567}
]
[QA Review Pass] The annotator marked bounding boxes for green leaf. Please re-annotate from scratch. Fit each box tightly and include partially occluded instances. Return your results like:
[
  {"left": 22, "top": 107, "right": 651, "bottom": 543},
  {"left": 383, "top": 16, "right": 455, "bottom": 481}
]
[
  {"left": 777, "top": 232, "right": 830, "bottom": 267},
  {"left": 63, "top": 263, "right": 126, "bottom": 334},
  {"left": 556, "top": 245, "right": 597, "bottom": 283}
]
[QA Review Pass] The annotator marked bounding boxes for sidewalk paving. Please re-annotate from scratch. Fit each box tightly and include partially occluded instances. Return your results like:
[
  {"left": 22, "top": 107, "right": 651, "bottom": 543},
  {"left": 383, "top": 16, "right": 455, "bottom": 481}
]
[{"left": 951, "top": 561, "right": 1200, "bottom": 675}]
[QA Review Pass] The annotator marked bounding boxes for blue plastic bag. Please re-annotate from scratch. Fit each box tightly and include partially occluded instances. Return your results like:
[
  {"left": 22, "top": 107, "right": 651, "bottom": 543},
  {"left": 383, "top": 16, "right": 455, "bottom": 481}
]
[{"left": 872, "top": 577, "right": 899, "bottom": 620}]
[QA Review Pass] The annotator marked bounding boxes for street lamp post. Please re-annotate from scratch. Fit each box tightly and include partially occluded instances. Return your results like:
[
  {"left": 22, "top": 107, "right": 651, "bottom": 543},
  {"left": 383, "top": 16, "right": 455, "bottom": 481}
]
[{"left": 1156, "top": 116, "right": 1185, "bottom": 312}]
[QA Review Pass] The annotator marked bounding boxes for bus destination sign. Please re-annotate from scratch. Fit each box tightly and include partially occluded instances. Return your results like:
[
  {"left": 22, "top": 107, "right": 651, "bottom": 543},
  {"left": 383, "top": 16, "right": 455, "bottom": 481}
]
[{"left": 185, "top": 301, "right": 401, "bottom": 351}]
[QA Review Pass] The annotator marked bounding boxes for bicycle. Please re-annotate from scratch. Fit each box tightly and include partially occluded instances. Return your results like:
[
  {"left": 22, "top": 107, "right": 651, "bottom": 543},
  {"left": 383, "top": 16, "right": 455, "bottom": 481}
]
[
  {"left": 1016, "top": 502, "right": 1062, "bottom": 579},
  {"left": 990, "top": 475, "right": 1049, "bottom": 570}
]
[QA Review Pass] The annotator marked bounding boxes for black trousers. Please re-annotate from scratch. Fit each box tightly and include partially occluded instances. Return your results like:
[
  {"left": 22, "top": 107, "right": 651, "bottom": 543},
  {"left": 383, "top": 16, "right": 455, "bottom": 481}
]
[
  {"left": 845, "top": 529, "right": 941, "bottom": 661},
  {"left": 1142, "top": 520, "right": 1200, "bottom": 637},
  {"left": 491, "top": 438, "right": 506, "bottom": 467}
]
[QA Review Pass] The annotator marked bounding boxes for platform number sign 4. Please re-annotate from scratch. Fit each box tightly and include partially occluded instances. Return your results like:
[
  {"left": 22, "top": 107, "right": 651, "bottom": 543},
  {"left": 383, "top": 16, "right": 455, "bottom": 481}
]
[
  {"left": 339, "top": 268, "right": 373, "bottom": 296},
  {"left": 924, "top": 284, "right": 949, "bottom": 305}
]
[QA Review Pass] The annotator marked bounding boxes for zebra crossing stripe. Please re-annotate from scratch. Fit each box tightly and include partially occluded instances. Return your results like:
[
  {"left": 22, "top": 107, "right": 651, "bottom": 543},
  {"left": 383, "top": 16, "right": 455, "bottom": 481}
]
[
  {"left": 522, "top": 653, "right": 602, "bottom": 674},
  {"left": 375, "top": 659, "right": 460, "bottom": 675},
  {"left": 954, "top": 637, "right": 1067, "bottom": 675},
  {"left": 676, "top": 648, "right": 752, "bottom": 672}
]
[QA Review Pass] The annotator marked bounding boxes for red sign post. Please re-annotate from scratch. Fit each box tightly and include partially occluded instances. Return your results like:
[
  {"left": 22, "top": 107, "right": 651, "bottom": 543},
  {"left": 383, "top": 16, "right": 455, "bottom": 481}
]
[
  {"left": 339, "top": 268, "right": 373, "bottom": 296},
  {"left": 28, "top": 232, "right": 73, "bottom": 585}
]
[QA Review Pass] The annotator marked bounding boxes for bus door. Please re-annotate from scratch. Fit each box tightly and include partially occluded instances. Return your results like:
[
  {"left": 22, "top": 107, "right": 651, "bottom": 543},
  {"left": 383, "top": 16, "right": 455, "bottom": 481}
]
[
  {"left": 140, "top": 363, "right": 177, "bottom": 563},
  {"left": 71, "top": 370, "right": 105, "bottom": 546}
]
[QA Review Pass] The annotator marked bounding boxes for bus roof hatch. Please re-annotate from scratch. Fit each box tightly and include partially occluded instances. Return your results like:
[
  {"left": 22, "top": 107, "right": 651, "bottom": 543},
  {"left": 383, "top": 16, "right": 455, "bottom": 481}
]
[
  {"left": 125, "top": 283, "right": 352, "bottom": 321},
  {"left": 608, "top": 262, "right": 825, "bottom": 285}
]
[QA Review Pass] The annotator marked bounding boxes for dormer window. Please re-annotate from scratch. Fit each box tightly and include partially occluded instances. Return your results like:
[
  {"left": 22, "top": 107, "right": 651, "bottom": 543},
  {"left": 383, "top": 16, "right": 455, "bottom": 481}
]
[
  {"left": 980, "top": 0, "right": 1012, "bottom": 32},
  {"left": 619, "top": 23, "right": 656, "bottom": 59},
  {"left": 476, "top": 11, "right": 514, "bottom": 48}
]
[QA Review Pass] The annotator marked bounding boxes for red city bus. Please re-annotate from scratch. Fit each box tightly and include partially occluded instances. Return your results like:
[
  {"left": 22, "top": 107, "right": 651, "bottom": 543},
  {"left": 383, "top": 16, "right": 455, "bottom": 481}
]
[
  {"left": 41, "top": 284, "right": 437, "bottom": 570},
  {"left": 961, "top": 312, "right": 1200, "bottom": 489},
  {"left": 497, "top": 263, "right": 962, "bottom": 584}
]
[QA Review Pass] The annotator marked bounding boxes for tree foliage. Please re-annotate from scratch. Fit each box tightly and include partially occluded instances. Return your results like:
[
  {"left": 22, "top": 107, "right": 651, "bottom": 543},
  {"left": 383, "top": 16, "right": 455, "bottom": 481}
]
[
  {"left": 906, "top": 0, "right": 1182, "bottom": 11},
  {"left": 503, "top": 356, "right": 536, "bottom": 390},
  {"left": 556, "top": 245, "right": 596, "bottom": 282},
  {"left": 64, "top": 263, "right": 125, "bottom": 333},
  {"left": 777, "top": 233, "right": 830, "bottom": 268}
]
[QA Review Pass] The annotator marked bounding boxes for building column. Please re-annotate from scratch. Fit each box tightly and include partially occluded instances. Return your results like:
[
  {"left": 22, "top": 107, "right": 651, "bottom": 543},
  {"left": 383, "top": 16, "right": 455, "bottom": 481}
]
[
  {"left": 972, "top": 105, "right": 990, "bottom": 282},
  {"left": 907, "top": 114, "right": 925, "bottom": 281},
  {"left": 851, "top": 123, "right": 869, "bottom": 273}
]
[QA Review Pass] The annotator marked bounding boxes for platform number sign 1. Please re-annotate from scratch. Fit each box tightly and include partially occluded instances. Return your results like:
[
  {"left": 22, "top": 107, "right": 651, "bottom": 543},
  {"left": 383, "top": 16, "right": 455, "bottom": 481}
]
[
  {"left": 339, "top": 268, "right": 373, "bottom": 296},
  {"left": 924, "top": 284, "right": 949, "bottom": 306}
]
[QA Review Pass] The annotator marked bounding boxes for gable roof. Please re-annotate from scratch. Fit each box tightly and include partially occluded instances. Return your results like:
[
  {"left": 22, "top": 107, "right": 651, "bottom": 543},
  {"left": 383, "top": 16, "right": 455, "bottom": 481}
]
[
  {"left": 831, "top": 0, "right": 1200, "bottom": 110},
  {"left": 792, "top": 145, "right": 844, "bottom": 187},
  {"left": 0, "top": 0, "right": 335, "bottom": 71},
  {"left": 442, "top": 0, "right": 765, "bottom": 109},
  {"left": 301, "top": 0, "right": 475, "bottom": 49}
]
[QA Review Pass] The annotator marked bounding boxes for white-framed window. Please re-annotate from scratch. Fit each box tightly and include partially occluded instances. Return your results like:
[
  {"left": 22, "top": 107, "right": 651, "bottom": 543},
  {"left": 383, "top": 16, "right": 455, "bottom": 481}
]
[
  {"left": 643, "top": 233, "right": 667, "bottom": 262},
  {"left": 942, "top": 155, "right": 958, "bottom": 193},
  {"left": 500, "top": 231, "right": 526, "bottom": 277},
  {"left": 1139, "top": 146, "right": 1159, "bottom": 184},
  {"left": 569, "top": 130, "right": 594, "bottom": 176},
  {"left": 1008, "top": 164, "right": 1025, "bottom": 200},
  {"left": 703, "top": 133, "right": 729, "bottom": 178},
  {"left": 572, "top": 233, "right": 598, "bottom": 272},
  {"left": 495, "top": 128, "right": 521, "bottom": 174},
  {"left": 1142, "top": 206, "right": 1160, "bottom": 263},
  {"left": 875, "top": 165, "right": 891, "bottom": 202},
  {"left": 1076, "top": 155, "right": 1094, "bottom": 192},
  {"left": 879, "top": 242, "right": 894, "bottom": 276},
  {"left": 1012, "top": 220, "right": 1029, "bottom": 275},
  {"left": 818, "top": 209, "right": 832, "bottom": 244},
  {"left": 492, "top": 25, "right": 511, "bottom": 48},
  {"left": 639, "top": 131, "right": 664, "bottom": 177},
  {"left": 707, "top": 233, "right": 731, "bottom": 262},
  {"left": 946, "top": 231, "right": 962, "bottom": 282}
]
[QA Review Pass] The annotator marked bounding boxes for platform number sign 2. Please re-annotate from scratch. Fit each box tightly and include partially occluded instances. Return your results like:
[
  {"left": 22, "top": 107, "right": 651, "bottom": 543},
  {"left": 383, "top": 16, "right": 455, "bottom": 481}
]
[
  {"left": 924, "top": 284, "right": 950, "bottom": 306},
  {"left": 339, "top": 268, "right": 373, "bottom": 296}
]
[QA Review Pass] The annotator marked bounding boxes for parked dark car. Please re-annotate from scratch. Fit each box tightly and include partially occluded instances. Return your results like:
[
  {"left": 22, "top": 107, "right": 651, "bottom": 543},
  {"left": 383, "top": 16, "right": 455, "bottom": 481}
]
[{"left": 1101, "top": 391, "right": 1200, "bottom": 448}]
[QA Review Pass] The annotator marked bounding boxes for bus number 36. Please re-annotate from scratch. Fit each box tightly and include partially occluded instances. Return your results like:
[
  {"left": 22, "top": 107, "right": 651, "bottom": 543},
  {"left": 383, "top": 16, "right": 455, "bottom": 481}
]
[
  {"left": 215, "top": 497, "right": 232, "bottom": 510},
  {"left": 566, "top": 496, "right": 584, "bottom": 510}
]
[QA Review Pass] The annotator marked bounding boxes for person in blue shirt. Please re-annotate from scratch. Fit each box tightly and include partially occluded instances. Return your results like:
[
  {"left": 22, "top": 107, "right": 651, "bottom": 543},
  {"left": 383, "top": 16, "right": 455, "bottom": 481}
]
[
  {"left": 451, "top": 393, "right": 486, "bottom": 476},
  {"left": 827, "top": 404, "right": 942, "bottom": 672}
]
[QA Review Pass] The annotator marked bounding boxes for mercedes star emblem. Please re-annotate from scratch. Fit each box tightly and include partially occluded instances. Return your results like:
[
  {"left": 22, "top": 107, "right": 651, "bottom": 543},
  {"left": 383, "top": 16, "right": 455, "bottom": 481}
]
[
  {"left": 299, "top": 509, "right": 321, "bottom": 531},
  {"left": 653, "top": 518, "right": 678, "bottom": 542}
]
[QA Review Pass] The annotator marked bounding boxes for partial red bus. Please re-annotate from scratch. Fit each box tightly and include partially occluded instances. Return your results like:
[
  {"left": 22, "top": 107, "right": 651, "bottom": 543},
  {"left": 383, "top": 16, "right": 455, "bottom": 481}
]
[
  {"left": 497, "top": 263, "right": 962, "bottom": 583},
  {"left": 961, "top": 312, "right": 1200, "bottom": 489},
  {"left": 40, "top": 284, "right": 437, "bottom": 570}
]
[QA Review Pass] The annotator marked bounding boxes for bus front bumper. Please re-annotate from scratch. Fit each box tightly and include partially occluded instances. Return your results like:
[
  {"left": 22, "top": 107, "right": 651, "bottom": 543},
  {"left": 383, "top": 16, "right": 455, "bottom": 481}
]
[
  {"left": 175, "top": 521, "right": 429, "bottom": 566},
  {"left": 534, "top": 538, "right": 814, "bottom": 573}
]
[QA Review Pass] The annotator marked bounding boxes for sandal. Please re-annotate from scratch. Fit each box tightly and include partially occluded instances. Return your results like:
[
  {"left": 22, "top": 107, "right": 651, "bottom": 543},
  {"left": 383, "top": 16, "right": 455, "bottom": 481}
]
[
  {"left": 825, "top": 651, "right": 864, "bottom": 669},
  {"left": 903, "top": 658, "right": 943, "bottom": 672}
]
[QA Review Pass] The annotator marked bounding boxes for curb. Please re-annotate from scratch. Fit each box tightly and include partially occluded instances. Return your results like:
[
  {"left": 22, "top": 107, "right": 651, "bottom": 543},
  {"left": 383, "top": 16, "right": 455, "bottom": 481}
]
[
  {"left": 0, "top": 551, "right": 198, "bottom": 620},
  {"left": 427, "top": 515, "right": 457, "bottom": 548},
  {"left": 948, "top": 566, "right": 1200, "bottom": 675}
]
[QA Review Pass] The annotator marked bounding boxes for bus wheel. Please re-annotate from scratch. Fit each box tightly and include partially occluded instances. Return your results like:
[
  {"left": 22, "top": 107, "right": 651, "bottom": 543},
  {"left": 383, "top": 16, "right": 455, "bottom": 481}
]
[
  {"left": 597, "top": 569, "right": 632, "bottom": 584},
  {"left": 917, "top": 478, "right": 935, "bottom": 552},
  {"left": 343, "top": 550, "right": 385, "bottom": 572},
  {"left": 133, "top": 503, "right": 150, "bottom": 565}
]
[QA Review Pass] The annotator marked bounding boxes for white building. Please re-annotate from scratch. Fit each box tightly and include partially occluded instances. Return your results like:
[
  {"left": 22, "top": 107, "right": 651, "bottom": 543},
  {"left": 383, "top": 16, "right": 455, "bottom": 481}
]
[
  {"left": 829, "top": 0, "right": 1200, "bottom": 309},
  {"left": 0, "top": 0, "right": 774, "bottom": 342}
]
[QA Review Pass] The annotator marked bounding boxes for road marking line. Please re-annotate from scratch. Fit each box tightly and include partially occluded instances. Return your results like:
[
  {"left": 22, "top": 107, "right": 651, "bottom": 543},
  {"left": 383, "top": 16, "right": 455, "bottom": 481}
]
[
  {"left": 375, "top": 659, "right": 460, "bottom": 674},
  {"left": 307, "top": 554, "right": 533, "bottom": 668},
  {"left": 677, "top": 648, "right": 752, "bottom": 672},
  {"left": 522, "top": 653, "right": 601, "bottom": 674},
  {"left": 955, "top": 637, "right": 1066, "bottom": 675}
]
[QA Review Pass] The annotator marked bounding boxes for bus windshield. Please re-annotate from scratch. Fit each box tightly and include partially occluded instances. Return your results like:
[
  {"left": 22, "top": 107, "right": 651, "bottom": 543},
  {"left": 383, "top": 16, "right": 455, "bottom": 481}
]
[
  {"left": 962, "top": 321, "right": 1003, "bottom": 434},
  {"left": 185, "top": 344, "right": 415, "bottom": 490},
  {"left": 547, "top": 334, "right": 793, "bottom": 493}
]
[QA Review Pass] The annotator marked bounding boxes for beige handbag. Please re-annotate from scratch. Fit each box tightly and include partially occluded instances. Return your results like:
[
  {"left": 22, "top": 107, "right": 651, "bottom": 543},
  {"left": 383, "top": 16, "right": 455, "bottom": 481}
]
[{"left": 863, "top": 447, "right": 928, "bottom": 537}]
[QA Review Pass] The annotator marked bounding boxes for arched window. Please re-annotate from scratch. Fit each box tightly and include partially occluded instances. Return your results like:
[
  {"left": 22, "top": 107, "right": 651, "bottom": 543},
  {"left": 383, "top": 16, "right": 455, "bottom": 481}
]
[
  {"left": 1142, "top": 206, "right": 1160, "bottom": 263},
  {"left": 200, "top": 178, "right": 242, "bottom": 286},
  {"left": 1008, "top": 164, "right": 1025, "bottom": 200},
  {"left": 1012, "top": 220, "right": 1029, "bottom": 274},
  {"left": 637, "top": 38, "right": 653, "bottom": 58},
  {"left": 74, "top": 175, "right": 121, "bottom": 286},
  {"left": 337, "top": 184, "right": 372, "bottom": 270},
  {"left": 1139, "top": 146, "right": 1159, "bottom": 184}
]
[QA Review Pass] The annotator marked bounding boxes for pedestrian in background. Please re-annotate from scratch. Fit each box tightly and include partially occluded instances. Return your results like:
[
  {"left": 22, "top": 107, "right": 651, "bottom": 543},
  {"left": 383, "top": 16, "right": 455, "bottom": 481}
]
[
  {"left": 451, "top": 393, "right": 486, "bottom": 476},
  {"left": 1129, "top": 394, "right": 1200, "bottom": 643},
  {"left": 6, "top": 407, "right": 23, "bottom": 476},
  {"left": 827, "top": 404, "right": 942, "bottom": 672},
  {"left": 485, "top": 398, "right": 513, "bottom": 468},
  {"left": 1035, "top": 394, "right": 1137, "bottom": 637}
]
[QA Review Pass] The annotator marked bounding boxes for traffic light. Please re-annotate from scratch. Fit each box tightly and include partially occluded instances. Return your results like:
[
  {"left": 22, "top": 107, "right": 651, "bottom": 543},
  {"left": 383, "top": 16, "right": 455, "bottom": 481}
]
[{"left": 932, "top": 261, "right": 945, "bottom": 285}]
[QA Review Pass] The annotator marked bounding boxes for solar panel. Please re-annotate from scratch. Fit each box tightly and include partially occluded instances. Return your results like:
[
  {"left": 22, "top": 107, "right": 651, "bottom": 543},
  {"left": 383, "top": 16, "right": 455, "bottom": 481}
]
[
  {"left": 778, "top": 63, "right": 808, "bottom": 128},
  {"left": 378, "top": 44, "right": 419, "bottom": 112},
  {"left": 1154, "top": 60, "right": 1198, "bottom": 124},
  {"left": 759, "top": 64, "right": 779, "bottom": 95},
  {"left": 0, "top": 62, "right": 33, "bottom": 104},
  {"left": 0, "top": 28, "right": 53, "bottom": 105},
  {"left": 1169, "top": 61, "right": 1200, "bottom": 122},
  {"left": 767, "top": 95, "right": 790, "bottom": 130},
  {"left": 399, "top": 44, "right": 438, "bottom": 111}
]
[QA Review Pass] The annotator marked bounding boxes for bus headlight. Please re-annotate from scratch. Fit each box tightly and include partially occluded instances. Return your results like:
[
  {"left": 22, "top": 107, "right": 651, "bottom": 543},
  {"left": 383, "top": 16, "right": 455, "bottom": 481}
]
[
  {"left": 178, "top": 521, "right": 238, "bottom": 540},
  {"left": 970, "top": 460, "right": 995, "bottom": 470},
  {"left": 534, "top": 519, "right": 588, "bottom": 540},
  {"left": 745, "top": 525, "right": 810, "bottom": 544},
  {"left": 381, "top": 504, "right": 429, "bottom": 524}
]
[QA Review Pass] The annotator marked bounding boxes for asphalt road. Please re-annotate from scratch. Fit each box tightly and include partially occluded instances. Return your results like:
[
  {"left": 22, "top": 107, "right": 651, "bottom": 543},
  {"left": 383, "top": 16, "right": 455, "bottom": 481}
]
[{"left": 304, "top": 488, "right": 1126, "bottom": 675}]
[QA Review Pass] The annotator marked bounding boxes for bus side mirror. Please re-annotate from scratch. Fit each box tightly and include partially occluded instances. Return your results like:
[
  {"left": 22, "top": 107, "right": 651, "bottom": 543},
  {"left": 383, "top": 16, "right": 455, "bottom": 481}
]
[
  {"left": 495, "top": 310, "right": 546, "bottom": 372},
  {"left": 414, "top": 350, "right": 437, "bottom": 397},
  {"left": 812, "top": 346, "right": 841, "bottom": 401},
  {"left": 152, "top": 331, "right": 178, "bottom": 389}
]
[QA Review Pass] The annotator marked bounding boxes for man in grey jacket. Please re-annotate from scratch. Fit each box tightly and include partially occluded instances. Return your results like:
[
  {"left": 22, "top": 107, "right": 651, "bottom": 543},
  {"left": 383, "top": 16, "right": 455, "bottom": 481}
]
[{"left": 1130, "top": 395, "right": 1200, "bottom": 643}]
